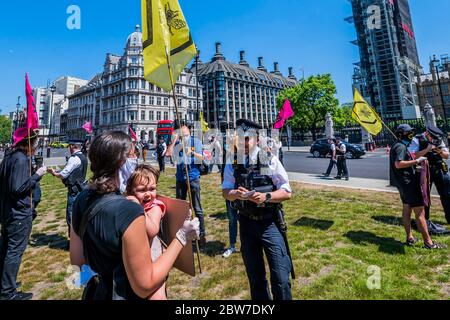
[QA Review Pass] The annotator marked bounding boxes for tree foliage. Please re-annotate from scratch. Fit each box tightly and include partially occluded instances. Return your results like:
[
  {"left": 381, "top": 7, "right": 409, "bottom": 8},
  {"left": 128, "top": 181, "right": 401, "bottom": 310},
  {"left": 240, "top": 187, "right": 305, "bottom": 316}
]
[
  {"left": 0, "top": 115, "right": 12, "bottom": 145},
  {"left": 276, "top": 74, "right": 340, "bottom": 140}
]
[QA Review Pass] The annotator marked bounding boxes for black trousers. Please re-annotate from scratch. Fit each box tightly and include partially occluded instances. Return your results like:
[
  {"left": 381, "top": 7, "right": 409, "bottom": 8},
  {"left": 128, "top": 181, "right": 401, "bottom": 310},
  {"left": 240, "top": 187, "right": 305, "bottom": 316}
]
[
  {"left": 426, "top": 167, "right": 450, "bottom": 223},
  {"left": 176, "top": 179, "right": 205, "bottom": 237},
  {"left": 0, "top": 216, "right": 33, "bottom": 298},
  {"left": 337, "top": 156, "right": 349, "bottom": 178},
  {"left": 325, "top": 159, "right": 337, "bottom": 175},
  {"left": 157, "top": 156, "right": 165, "bottom": 172}
]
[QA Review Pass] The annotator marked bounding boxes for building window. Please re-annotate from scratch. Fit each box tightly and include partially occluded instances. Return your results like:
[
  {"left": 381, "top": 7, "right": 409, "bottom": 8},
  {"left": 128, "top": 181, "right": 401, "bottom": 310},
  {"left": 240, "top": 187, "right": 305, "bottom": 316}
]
[
  {"left": 157, "top": 97, "right": 161, "bottom": 105},
  {"left": 149, "top": 96, "right": 155, "bottom": 105},
  {"left": 141, "top": 110, "right": 146, "bottom": 121},
  {"left": 177, "top": 98, "right": 182, "bottom": 107},
  {"left": 149, "top": 111, "right": 154, "bottom": 121},
  {"left": 141, "top": 96, "right": 146, "bottom": 105},
  {"left": 156, "top": 111, "right": 161, "bottom": 120},
  {"left": 164, "top": 98, "right": 169, "bottom": 106},
  {"left": 164, "top": 112, "right": 168, "bottom": 120}
]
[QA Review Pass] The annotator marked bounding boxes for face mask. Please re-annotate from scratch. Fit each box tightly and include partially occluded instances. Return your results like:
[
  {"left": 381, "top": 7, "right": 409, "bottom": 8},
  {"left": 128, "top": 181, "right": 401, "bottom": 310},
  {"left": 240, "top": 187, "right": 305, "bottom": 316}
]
[{"left": 120, "top": 158, "right": 138, "bottom": 180}]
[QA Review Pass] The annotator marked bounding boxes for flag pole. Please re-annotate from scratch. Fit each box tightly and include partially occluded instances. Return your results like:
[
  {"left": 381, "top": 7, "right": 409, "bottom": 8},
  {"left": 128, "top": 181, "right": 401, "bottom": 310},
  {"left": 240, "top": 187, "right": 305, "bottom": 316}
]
[{"left": 164, "top": 48, "right": 202, "bottom": 274}]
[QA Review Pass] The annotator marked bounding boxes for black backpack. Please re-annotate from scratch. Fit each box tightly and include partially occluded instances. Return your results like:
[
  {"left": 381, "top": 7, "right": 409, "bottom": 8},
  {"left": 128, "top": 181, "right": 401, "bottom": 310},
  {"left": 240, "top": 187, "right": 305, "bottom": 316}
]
[{"left": 157, "top": 143, "right": 165, "bottom": 156}]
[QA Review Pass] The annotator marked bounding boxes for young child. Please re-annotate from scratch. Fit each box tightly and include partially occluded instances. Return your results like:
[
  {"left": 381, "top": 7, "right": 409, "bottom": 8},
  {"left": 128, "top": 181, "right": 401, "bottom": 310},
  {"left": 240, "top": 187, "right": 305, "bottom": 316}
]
[{"left": 125, "top": 164, "right": 168, "bottom": 300}]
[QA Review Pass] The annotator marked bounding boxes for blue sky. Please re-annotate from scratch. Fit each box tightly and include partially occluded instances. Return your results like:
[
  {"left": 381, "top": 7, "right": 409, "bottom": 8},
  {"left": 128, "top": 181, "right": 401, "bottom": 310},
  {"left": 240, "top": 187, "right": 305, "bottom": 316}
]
[{"left": 1, "top": 0, "right": 449, "bottom": 113}]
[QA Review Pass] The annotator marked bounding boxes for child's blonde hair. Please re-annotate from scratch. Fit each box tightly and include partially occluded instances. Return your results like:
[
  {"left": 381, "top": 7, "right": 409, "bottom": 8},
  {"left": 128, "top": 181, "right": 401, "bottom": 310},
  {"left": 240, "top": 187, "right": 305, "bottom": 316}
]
[{"left": 125, "top": 164, "right": 160, "bottom": 195}]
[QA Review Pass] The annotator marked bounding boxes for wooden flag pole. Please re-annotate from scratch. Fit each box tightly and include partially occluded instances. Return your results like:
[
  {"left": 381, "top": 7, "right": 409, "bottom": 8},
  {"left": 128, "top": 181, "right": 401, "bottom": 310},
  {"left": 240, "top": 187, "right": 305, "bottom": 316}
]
[{"left": 164, "top": 49, "right": 202, "bottom": 274}]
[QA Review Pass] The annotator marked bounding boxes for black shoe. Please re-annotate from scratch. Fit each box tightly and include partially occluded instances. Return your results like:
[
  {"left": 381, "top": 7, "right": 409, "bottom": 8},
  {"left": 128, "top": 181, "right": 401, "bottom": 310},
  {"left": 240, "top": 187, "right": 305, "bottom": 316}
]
[
  {"left": 322, "top": 173, "right": 330, "bottom": 177},
  {"left": 424, "top": 242, "right": 447, "bottom": 250},
  {"left": 427, "top": 221, "right": 450, "bottom": 236},
  {"left": 345, "top": 177, "right": 349, "bottom": 181},
  {"left": 405, "top": 237, "right": 419, "bottom": 247},
  {"left": 334, "top": 176, "right": 342, "bottom": 180},
  {"left": 3, "top": 292, "right": 33, "bottom": 300}
]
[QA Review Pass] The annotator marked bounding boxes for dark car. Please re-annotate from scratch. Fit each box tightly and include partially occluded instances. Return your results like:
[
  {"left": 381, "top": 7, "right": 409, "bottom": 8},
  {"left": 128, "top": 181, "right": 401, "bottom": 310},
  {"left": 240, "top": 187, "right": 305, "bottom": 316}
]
[{"left": 310, "top": 139, "right": 366, "bottom": 159}]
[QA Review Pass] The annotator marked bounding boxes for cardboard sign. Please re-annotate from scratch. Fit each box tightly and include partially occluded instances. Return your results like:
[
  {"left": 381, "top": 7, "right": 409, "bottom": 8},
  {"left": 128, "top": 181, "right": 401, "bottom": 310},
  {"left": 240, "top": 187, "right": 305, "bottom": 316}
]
[{"left": 157, "top": 195, "right": 196, "bottom": 276}]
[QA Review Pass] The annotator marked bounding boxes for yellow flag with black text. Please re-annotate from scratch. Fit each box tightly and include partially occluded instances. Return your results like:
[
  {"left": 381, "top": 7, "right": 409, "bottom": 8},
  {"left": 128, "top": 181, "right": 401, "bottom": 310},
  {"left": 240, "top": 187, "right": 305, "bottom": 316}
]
[
  {"left": 352, "top": 89, "right": 383, "bottom": 136},
  {"left": 141, "top": 0, "right": 197, "bottom": 92}
]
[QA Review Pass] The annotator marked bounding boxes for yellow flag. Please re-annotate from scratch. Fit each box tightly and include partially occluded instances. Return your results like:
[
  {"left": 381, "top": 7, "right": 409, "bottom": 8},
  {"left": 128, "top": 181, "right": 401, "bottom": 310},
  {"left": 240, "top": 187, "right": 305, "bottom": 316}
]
[
  {"left": 352, "top": 89, "right": 383, "bottom": 136},
  {"left": 141, "top": 0, "right": 197, "bottom": 92},
  {"left": 200, "top": 111, "right": 209, "bottom": 133}
]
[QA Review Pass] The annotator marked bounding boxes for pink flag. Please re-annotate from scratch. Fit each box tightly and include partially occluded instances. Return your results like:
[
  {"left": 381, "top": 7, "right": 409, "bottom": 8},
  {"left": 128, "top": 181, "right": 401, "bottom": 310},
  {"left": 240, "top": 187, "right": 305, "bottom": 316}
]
[
  {"left": 274, "top": 99, "right": 294, "bottom": 129},
  {"left": 82, "top": 121, "right": 93, "bottom": 134},
  {"left": 25, "top": 74, "right": 39, "bottom": 130},
  {"left": 128, "top": 124, "right": 138, "bottom": 141}
]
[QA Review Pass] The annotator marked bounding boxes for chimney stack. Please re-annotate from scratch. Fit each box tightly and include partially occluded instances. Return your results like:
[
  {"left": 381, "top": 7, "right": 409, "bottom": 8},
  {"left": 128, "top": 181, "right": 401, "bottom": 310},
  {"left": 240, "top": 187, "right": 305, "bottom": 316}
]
[
  {"left": 271, "top": 62, "right": 282, "bottom": 76},
  {"left": 212, "top": 42, "right": 225, "bottom": 62},
  {"left": 215, "top": 42, "right": 222, "bottom": 54},
  {"left": 288, "top": 67, "right": 297, "bottom": 81},
  {"left": 239, "top": 50, "right": 249, "bottom": 67},
  {"left": 258, "top": 57, "right": 264, "bottom": 68},
  {"left": 240, "top": 51, "right": 245, "bottom": 61}
]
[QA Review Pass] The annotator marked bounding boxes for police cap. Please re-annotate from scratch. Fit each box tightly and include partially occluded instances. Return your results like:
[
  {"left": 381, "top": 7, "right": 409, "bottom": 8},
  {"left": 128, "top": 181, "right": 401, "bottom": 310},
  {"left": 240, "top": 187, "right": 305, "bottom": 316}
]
[
  {"left": 67, "top": 138, "right": 84, "bottom": 146},
  {"left": 235, "top": 119, "right": 263, "bottom": 132},
  {"left": 426, "top": 126, "right": 444, "bottom": 140}
]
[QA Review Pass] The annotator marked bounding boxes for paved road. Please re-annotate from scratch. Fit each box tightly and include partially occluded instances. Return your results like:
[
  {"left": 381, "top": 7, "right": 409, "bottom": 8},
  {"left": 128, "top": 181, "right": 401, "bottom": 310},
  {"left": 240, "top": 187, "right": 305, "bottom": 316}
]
[{"left": 283, "top": 149, "right": 391, "bottom": 180}]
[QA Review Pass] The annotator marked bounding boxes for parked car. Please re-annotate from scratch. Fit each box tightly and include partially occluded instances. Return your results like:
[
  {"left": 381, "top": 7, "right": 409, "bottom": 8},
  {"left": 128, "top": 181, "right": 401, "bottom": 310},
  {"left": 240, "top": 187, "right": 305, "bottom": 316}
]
[
  {"left": 49, "top": 142, "right": 69, "bottom": 149},
  {"left": 310, "top": 139, "right": 366, "bottom": 159}
]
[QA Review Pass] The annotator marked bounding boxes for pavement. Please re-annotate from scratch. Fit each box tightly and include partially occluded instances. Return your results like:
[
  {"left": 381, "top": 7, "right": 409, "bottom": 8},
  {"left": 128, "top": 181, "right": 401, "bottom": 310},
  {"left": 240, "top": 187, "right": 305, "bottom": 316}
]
[{"left": 287, "top": 172, "right": 396, "bottom": 193}]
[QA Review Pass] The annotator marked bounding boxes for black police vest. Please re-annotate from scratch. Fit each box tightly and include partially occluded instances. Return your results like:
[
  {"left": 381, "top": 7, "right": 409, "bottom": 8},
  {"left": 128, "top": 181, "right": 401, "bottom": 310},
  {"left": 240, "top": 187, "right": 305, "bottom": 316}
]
[
  {"left": 64, "top": 152, "right": 88, "bottom": 188},
  {"left": 232, "top": 151, "right": 278, "bottom": 219},
  {"left": 336, "top": 143, "right": 344, "bottom": 156},
  {"left": 416, "top": 134, "right": 443, "bottom": 168}
]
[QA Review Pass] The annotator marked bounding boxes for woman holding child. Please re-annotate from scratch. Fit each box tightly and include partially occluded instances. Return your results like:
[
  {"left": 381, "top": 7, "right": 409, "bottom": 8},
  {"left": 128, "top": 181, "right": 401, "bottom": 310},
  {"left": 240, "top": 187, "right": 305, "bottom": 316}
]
[{"left": 70, "top": 131, "right": 199, "bottom": 300}]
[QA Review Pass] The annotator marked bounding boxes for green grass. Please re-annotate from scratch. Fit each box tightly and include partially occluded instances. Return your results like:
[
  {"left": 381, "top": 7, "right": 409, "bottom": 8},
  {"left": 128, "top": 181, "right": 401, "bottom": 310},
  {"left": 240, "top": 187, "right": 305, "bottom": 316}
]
[{"left": 16, "top": 168, "right": 450, "bottom": 300}]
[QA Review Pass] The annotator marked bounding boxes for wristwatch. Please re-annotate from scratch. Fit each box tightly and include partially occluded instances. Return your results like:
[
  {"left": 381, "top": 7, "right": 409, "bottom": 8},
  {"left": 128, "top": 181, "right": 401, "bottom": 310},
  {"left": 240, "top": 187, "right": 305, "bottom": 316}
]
[{"left": 264, "top": 193, "right": 272, "bottom": 205}]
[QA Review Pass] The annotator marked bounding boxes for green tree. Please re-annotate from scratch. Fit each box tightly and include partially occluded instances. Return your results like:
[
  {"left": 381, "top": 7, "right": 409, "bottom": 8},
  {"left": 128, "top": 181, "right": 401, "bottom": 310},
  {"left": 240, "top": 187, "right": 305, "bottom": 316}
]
[
  {"left": 277, "top": 74, "right": 339, "bottom": 140},
  {"left": 0, "top": 115, "right": 13, "bottom": 145},
  {"left": 333, "top": 103, "right": 358, "bottom": 127}
]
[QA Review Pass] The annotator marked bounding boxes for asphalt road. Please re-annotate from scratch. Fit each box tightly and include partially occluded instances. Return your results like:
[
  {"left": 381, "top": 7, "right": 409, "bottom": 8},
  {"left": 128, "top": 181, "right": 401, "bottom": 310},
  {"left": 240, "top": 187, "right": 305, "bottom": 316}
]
[
  {"left": 3, "top": 147, "right": 449, "bottom": 182},
  {"left": 283, "top": 150, "right": 391, "bottom": 180}
]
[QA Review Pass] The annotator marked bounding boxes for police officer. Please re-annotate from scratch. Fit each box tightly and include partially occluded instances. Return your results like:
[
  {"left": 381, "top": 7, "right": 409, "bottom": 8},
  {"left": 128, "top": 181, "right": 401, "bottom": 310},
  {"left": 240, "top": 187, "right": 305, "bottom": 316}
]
[
  {"left": 409, "top": 126, "right": 450, "bottom": 231},
  {"left": 222, "top": 119, "right": 294, "bottom": 300},
  {"left": 48, "top": 139, "right": 88, "bottom": 237},
  {"left": 335, "top": 136, "right": 349, "bottom": 180}
]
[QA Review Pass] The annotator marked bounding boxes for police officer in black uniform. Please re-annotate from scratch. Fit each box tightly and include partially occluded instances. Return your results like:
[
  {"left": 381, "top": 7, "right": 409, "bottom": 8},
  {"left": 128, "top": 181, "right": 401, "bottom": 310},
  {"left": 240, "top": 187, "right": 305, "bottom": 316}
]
[
  {"left": 335, "top": 136, "right": 349, "bottom": 180},
  {"left": 409, "top": 126, "right": 450, "bottom": 232},
  {"left": 48, "top": 139, "right": 88, "bottom": 237},
  {"left": 222, "top": 119, "right": 294, "bottom": 300}
]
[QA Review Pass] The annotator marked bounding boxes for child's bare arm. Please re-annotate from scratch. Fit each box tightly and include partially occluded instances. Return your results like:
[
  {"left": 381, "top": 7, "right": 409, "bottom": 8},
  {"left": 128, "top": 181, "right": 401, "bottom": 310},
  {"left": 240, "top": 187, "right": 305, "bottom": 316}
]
[{"left": 145, "top": 205, "right": 163, "bottom": 238}]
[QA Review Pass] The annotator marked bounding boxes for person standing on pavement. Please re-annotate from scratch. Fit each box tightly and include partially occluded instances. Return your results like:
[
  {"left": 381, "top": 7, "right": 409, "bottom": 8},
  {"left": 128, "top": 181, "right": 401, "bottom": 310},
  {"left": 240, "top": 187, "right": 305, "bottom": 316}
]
[
  {"left": 47, "top": 139, "right": 88, "bottom": 238},
  {"left": 390, "top": 124, "right": 445, "bottom": 249},
  {"left": 408, "top": 126, "right": 450, "bottom": 232},
  {"left": 156, "top": 137, "right": 167, "bottom": 173},
  {"left": 0, "top": 128, "right": 47, "bottom": 300},
  {"left": 335, "top": 136, "right": 349, "bottom": 181},
  {"left": 323, "top": 138, "right": 337, "bottom": 177},
  {"left": 208, "top": 135, "right": 223, "bottom": 174},
  {"left": 174, "top": 126, "right": 207, "bottom": 247}
]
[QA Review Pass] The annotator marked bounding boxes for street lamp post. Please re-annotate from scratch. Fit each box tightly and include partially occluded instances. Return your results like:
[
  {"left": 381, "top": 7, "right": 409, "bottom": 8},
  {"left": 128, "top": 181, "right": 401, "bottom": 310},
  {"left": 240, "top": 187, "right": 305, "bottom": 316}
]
[
  {"left": 46, "top": 84, "right": 56, "bottom": 158},
  {"left": 431, "top": 55, "right": 449, "bottom": 143},
  {"left": 15, "top": 96, "right": 21, "bottom": 131},
  {"left": 195, "top": 51, "right": 200, "bottom": 121}
]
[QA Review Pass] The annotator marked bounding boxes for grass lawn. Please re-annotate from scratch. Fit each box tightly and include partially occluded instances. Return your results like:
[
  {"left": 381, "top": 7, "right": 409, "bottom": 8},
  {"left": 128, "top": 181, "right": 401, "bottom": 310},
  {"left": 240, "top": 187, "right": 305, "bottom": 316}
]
[{"left": 16, "top": 168, "right": 450, "bottom": 300}]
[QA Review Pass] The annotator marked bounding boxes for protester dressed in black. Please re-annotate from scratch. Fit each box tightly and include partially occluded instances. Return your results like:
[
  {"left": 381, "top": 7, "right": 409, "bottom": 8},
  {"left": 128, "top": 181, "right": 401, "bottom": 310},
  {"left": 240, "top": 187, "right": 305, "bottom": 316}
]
[{"left": 0, "top": 130, "right": 47, "bottom": 300}]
